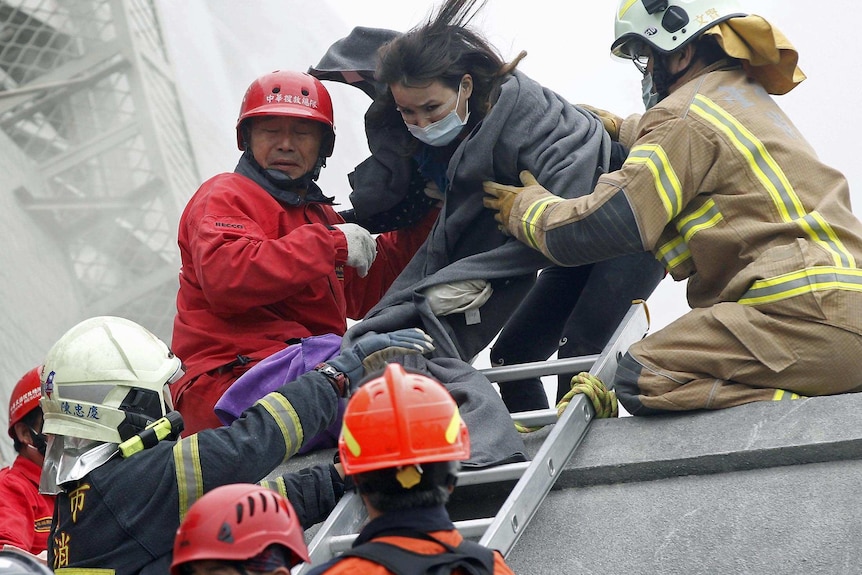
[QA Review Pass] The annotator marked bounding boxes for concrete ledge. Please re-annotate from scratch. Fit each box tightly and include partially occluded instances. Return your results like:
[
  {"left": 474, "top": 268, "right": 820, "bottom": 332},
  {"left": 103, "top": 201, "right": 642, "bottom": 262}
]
[
  {"left": 550, "top": 392, "right": 862, "bottom": 487},
  {"left": 507, "top": 392, "right": 862, "bottom": 574}
]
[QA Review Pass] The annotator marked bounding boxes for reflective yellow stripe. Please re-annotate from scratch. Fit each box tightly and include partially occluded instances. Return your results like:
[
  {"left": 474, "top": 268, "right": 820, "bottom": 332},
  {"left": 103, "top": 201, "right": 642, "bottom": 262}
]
[
  {"left": 676, "top": 198, "right": 723, "bottom": 242},
  {"left": 656, "top": 235, "right": 691, "bottom": 270},
  {"left": 521, "top": 196, "right": 563, "bottom": 250},
  {"left": 174, "top": 434, "right": 203, "bottom": 523},
  {"left": 257, "top": 392, "right": 303, "bottom": 460},
  {"left": 773, "top": 389, "right": 804, "bottom": 401},
  {"left": 691, "top": 95, "right": 854, "bottom": 268},
  {"left": 56, "top": 570, "right": 115, "bottom": 575},
  {"left": 259, "top": 475, "right": 288, "bottom": 498},
  {"left": 626, "top": 144, "right": 683, "bottom": 221},
  {"left": 803, "top": 211, "right": 855, "bottom": 267},
  {"left": 740, "top": 266, "right": 862, "bottom": 305}
]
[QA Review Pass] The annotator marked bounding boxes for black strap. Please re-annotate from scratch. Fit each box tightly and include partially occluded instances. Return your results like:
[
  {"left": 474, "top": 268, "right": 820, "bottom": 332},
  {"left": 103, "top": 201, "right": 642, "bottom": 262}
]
[{"left": 340, "top": 530, "right": 495, "bottom": 575}]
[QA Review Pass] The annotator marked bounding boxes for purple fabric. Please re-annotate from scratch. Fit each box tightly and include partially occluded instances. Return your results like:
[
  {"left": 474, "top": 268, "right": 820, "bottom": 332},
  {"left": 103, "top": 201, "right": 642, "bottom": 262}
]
[{"left": 214, "top": 333, "right": 345, "bottom": 454}]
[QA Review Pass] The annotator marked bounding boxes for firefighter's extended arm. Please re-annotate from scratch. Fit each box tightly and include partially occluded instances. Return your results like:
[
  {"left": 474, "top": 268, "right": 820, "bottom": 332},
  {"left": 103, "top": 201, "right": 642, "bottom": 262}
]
[{"left": 119, "top": 411, "right": 184, "bottom": 458}]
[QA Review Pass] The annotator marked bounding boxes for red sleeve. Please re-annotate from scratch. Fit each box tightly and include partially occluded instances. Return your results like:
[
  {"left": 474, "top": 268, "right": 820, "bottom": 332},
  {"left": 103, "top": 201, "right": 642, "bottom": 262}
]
[
  {"left": 343, "top": 206, "right": 439, "bottom": 318},
  {"left": 183, "top": 182, "right": 349, "bottom": 315},
  {"left": 0, "top": 470, "right": 37, "bottom": 551}
]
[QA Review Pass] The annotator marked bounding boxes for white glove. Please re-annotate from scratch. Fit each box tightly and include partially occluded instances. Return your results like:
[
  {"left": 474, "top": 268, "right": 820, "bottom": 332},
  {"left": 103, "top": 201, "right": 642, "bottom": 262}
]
[
  {"left": 334, "top": 223, "right": 377, "bottom": 277},
  {"left": 423, "top": 279, "right": 493, "bottom": 316},
  {"left": 424, "top": 180, "right": 444, "bottom": 201}
]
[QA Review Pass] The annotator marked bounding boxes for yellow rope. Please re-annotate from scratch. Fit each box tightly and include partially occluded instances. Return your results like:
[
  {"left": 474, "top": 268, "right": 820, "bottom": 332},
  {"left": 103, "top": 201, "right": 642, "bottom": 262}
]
[
  {"left": 512, "top": 372, "right": 617, "bottom": 434},
  {"left": 514, "top": 421, "right": 544, "bottom": 434},
  {"left": 556, "top": 372, "right": 618, "bottom": 419}
]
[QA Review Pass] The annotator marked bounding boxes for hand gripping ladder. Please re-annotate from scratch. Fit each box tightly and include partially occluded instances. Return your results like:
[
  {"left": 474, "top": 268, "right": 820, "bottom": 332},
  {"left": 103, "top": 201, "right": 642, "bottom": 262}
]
[{"left": 295, "top": 302, "right": 650, "bottom": 572}]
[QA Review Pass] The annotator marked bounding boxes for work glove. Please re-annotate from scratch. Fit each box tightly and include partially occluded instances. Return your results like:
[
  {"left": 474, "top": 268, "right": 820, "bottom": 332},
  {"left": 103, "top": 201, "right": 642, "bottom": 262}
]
[
  {"left": 423, "top": 180, "right": 444, "bottom": 201},
  {"left": 333, "top": 223, "right": 377, "bottom": 277},
  {"left": 422, "top": 279, "right": 493, "bottom": 316},
  {"left": 327, "top": 328, "right": 435, "bottom": 394},
  {"left": 483, "top": 170, "right": 548, "bottom": 235},
  {"left": 579, "top": 104, "right": 623, "bottom": 142}
]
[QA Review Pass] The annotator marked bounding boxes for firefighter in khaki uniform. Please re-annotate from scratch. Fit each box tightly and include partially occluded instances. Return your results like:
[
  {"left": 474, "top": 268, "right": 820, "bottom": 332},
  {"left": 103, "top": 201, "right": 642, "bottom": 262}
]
[
  {"left": 37, "top": 316, "right": 433, "bottom": 575},
  {"left": 484, "top": 0, "right": 862, "bottom": 415}
]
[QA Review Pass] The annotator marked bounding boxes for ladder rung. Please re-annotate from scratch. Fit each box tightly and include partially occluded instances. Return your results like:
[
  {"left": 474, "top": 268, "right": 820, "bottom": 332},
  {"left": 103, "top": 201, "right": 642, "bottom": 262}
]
[
  {"left": 328, "top": 534, "right": 358, "bottom": 554},
  {"left": 456, "top": 460, "right": 529, "bottom": 486},
  {"left": 479, "top": 355, "right": 599, "bottom": 383},
  {"left": 453, "top": 517, "right": 493, "bottom": 538},
  {"left": 508, "top": 408, "right": 557, "bottom": 427},
  {"left": 326, "top": 517, "right": 496, "bottom": 554}
]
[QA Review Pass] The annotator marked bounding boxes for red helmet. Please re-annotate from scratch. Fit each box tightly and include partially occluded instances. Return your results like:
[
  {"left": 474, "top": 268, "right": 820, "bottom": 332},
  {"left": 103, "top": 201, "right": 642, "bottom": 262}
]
[
  {"left": 8, "top": 366, "right": 42, "bottom": 439},
  {"left": 235, "top": 70, "right": 335, "bottom": 156},
  {"left": 339, "top": 363, "right": 470, "bottom": 475},
  {"left": 170, "top": 484, "right": 309, "bottom": 575}
]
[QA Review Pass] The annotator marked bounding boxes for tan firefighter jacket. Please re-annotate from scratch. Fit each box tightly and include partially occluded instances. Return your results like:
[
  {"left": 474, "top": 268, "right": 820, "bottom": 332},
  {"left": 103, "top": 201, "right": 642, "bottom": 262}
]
[{"left": 506, "top": 61, "right": 862, "bottom": 337}]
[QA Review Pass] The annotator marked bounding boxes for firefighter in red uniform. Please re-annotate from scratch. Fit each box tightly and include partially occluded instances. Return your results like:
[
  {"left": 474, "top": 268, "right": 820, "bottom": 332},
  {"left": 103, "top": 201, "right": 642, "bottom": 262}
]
[
  {"left": 170, "top": 483, "right": 310, "bottom": 575},
  {"left": 0, "top": 367, "right": 54, "bottom": 559},
  {"left": 306, "top": 363, "right": 515, "bottom": 575},
  {"left": 171, "top": 70, "right": 435, "bottom": 435}
]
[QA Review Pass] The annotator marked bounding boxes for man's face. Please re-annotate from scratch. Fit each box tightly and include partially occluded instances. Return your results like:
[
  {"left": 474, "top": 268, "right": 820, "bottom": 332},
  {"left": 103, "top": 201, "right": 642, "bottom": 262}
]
[
  {"left": 249, "top": 116, "right": 324, "bottom": 179},
  {"left": 13, "top": 412, "right": 47, "bottom": 464}
]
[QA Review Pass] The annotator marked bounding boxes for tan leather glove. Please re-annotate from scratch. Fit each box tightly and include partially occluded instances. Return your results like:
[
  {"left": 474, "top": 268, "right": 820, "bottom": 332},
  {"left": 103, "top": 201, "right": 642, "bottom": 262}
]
[
  {"left": 483, "top": 170, "right": 546, "bottom": 236},
  {"left": 580, "top": 104, "right": 623, "bottom": 141}
]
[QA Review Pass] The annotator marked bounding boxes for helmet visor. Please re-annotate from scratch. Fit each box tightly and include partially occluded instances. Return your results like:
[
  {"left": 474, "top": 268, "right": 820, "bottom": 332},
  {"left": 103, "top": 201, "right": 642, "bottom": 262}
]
[{"left": 163, "top": 362, "right": 184, "bottom": 413}]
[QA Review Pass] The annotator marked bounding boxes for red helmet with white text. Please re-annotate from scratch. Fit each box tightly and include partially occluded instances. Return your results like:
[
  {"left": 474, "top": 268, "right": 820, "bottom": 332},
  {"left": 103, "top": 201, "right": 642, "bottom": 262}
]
[
  {"left": 8, "top": 366, "right": 42, "bottom": 439},
  {"left": 235, "top": 70, "right": 335, "bottom": 156}
]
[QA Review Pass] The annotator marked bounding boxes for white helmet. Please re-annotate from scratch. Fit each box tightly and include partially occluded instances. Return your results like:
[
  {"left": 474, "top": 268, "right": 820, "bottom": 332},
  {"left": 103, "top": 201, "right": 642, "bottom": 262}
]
[
  {"left": 40, "top": 316, "right": 183, "bottom": 444},
  {"left": 611, "top": 0, "right": 746, "bottom": 59}
]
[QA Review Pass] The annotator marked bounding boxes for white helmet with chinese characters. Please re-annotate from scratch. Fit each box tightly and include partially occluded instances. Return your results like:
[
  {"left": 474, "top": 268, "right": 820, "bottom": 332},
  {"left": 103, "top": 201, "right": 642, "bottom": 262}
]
[
  {"left": 39, "top": 316, "right": 183, "bottom": 493},
  {"left": 611, "top": 0, "right": 746, "bottom": 59}
]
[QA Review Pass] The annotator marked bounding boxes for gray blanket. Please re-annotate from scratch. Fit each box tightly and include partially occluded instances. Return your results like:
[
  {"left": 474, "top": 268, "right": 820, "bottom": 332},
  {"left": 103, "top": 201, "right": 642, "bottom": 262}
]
[
  {"left": 347, "top": 69, "right": 610, "bottom": 359},
  {"left": 311, "top": 28, "right": 610, "bottom": 468}
]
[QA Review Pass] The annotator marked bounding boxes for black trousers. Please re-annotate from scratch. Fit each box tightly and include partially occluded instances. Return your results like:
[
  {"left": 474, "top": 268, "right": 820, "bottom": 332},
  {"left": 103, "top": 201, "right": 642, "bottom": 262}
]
[{"left": 490, "top": 251, "right": 665, "bottom": 412}]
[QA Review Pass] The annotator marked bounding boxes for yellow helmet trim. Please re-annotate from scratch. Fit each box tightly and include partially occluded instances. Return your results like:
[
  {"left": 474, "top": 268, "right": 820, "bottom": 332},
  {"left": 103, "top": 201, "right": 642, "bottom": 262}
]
[
  {"left": 341, "top": 421, "right": 361, "bottom": 458},
  {"left": 445, "top": 410, "right": 462, "bottom": 444},
  {"left": 619, "top": 0, "right": 638, "bottom": 19}
]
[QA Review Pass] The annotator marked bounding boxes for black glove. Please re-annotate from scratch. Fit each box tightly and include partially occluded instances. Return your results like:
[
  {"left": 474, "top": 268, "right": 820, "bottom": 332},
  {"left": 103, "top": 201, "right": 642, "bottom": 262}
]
[{"left": 327, "top": 328, "right": 434, "bottom": 394}]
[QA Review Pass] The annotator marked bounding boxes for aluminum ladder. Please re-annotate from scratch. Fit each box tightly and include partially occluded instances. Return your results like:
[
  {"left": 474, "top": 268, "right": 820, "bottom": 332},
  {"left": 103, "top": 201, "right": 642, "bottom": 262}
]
[{"left": 295, "top": 302, "right": 650, "bottom": 572}]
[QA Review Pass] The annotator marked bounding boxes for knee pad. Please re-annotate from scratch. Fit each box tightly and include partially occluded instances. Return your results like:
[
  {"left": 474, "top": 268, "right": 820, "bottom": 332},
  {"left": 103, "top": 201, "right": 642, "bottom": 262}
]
[{"left": 613, "top": 352, "right": 648, "bottom": 415}]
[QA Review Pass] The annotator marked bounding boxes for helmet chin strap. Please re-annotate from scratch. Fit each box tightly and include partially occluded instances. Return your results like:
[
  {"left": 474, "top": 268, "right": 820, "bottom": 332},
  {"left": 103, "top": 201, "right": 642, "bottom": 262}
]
[
  {"left": 651, "top": 50, "right": 696, "bottom": 102},
  {"left": 26, "top": 424, "right": 47, "bottom": 457}
]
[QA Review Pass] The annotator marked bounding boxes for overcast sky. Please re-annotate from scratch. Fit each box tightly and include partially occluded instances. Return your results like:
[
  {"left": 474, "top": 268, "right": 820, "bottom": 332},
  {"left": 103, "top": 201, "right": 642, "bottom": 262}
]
[{"left": 157, "top": 0, "right": 862, "bottom": 337}]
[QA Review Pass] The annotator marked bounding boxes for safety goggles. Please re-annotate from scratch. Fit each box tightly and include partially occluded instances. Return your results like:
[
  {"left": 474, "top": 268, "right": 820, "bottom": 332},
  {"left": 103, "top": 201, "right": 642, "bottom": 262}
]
[{"left": 162, "top": 360, "right": 185, "bottom": 412}]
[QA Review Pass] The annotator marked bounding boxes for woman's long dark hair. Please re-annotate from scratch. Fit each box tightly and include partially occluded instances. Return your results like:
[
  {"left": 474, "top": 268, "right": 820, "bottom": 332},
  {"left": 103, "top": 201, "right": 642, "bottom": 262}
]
[{"left": 372, "top": 0, "right": 509, "bottom": 127}]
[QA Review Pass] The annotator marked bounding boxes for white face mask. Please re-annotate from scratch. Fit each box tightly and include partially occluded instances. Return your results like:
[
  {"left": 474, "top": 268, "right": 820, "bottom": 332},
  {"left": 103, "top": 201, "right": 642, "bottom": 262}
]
[
  {"left": 405, "top": 86, "right": 470, "bottom": 147},
  {"left": 642, "top": 73, "right": 659, "bottom": 111}
]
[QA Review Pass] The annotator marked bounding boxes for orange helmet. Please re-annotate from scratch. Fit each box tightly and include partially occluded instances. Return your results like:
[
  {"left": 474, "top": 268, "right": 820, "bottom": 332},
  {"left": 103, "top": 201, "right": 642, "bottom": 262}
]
[
  {"left": 339, "top": 363, "right": 470, "bottom": 476},
  {"left": 8, "top": 366, "right": 42, "bottom": 439},
  {"left": 235, "top": 70, "right": 335, "bottom": 156},
  {"left": 170, "top": 484, "right": 309, "bottom": 575}
]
